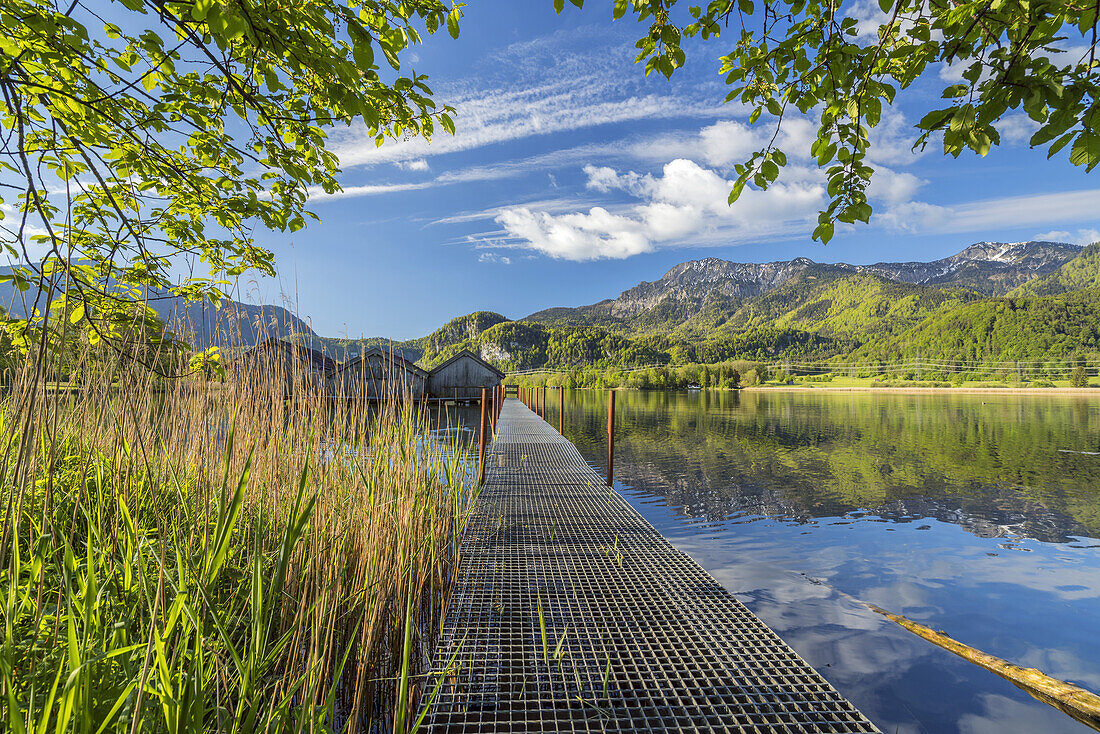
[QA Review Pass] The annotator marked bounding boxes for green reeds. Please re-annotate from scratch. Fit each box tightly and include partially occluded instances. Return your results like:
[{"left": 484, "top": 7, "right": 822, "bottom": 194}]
[{"left": 0, "top": 333, "right": 476, "bottom": 732}]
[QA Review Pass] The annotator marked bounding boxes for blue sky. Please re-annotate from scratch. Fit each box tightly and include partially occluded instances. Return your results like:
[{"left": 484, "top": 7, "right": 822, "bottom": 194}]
[{"left": 246, "top": 1, "right": 1100, "bottom": 340}]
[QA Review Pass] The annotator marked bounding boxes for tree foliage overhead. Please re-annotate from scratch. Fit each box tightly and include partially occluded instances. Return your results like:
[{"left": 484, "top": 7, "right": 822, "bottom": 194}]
[
  {"left": 0, "top": 0, "right": 460, "bottom": 354},
  {"left": 562, "top": 0, "right": 1099, "bottom": 241}
]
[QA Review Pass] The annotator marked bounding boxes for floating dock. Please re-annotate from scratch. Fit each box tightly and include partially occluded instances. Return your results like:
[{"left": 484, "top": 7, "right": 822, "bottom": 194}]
[{"left": 420, "top": 398, "right": 878, "bottom": 732}]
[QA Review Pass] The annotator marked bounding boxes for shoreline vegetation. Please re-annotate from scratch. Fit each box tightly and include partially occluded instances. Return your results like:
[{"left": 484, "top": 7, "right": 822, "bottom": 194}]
[
  {"left": 2, "top": 340, "right": 476, "bottom": 732},
  {"left": 505, "top": 361, "right": 1097, "bottom": 394}
]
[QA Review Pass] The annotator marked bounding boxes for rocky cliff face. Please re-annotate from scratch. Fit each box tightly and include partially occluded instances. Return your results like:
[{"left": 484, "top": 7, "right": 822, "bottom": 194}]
[
  {"left": 609, "top": 257, "right": 817, "bottom": 317},
  {"left": 585, "top": 240, "right": 1081, "bottom": 319},
  {"left": 858, "top": 241, "right": 1081, "bottom": 293}
]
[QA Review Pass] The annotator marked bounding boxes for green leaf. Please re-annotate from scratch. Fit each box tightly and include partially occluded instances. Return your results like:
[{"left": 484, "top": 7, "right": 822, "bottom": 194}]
[
  {"left": 447, "top": 9, "right": 461, "bottom": 39},
  {"left": 69, "top": 304, "right": 84, "bottom": 324},
  {"left": 1069, "top": 133, "right": 1100, "bottom": 171},
  {"left": 727, "top": 178, "right": 747, "bottom": 204}
]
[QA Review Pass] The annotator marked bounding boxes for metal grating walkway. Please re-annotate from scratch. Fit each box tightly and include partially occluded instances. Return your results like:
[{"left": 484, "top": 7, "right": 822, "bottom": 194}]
[{"left": 421, "top": 398, "right": 879, "bottom": 732}]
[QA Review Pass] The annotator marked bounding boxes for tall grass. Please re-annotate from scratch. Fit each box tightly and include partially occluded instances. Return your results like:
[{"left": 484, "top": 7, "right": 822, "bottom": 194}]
[{"left": 0, "top": 333, "right": 477, "bottom": 732}]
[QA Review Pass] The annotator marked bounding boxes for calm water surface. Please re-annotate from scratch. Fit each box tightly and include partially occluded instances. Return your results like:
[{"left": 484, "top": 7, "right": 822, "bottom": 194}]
[{"left": 556, "top": 389, "right": 1100, "bottom": 734}]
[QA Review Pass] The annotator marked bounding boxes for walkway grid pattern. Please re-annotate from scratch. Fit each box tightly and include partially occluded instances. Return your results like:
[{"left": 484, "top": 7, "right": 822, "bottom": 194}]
[{"left": 421, "top": 399, "right": 879, "bottom": 733}]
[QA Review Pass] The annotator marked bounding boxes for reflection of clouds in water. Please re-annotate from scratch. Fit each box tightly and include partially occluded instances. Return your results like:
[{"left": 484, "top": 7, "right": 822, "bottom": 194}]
[
  {"left": 958, "top": 694, "right": 1083, "bottom": 734},
  {"left": 568, "top": 391, "right": 1100, "bottom": 732},
  {"left": 667, "top": 532, "right": 1097, "bottom": 734}
]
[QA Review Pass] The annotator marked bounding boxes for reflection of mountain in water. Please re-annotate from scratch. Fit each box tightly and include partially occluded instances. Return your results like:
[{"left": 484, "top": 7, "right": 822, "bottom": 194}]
[
  {"left": 564, "top": 390, "right": 1100, "bottom": 546},
  {"left": 618, "top": 461, "right": 1091, "bottom": 544}
]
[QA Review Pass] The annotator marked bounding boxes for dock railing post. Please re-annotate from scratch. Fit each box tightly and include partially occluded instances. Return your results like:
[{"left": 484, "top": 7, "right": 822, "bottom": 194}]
[
  {"left": 606, "top": 389, "right": 615, "bottom": 486},
  {"left": 559, "top": 387, "right": 564, "bottom": 435},
  {"left": 542, "top": 386, "right": 547, "bottom": 420},
  {"left": 478, "top": 388, "right": 488, "bottom": 485}
]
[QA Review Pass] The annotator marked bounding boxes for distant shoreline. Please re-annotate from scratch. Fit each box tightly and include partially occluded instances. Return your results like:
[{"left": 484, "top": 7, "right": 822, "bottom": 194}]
[{"left": 744, "top": 385, "right": 1099, "bottom": 396}]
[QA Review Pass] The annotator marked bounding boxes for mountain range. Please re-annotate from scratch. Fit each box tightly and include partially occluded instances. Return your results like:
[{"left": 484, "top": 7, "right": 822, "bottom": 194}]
[
  {"left": 4, "top": 239, "right": 1097, "bottom": 370},
  {"left": 371, "top": 239, "right": 1099, "bottom": 370},
  {"left": 0, "top": 265, "right": 320, "bottom": 349}
]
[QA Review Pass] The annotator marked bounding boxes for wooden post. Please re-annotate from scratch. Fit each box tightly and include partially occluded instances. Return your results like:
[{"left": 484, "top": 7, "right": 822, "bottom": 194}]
[
  {"left": 606, "top": 389, "right": 615, "bottom": 486},
  {"left": 478, "top": 388, "right": 488, "bottom": 485},
  {"left": 559, "top": 387, "right": 564, "bottom": 434}
]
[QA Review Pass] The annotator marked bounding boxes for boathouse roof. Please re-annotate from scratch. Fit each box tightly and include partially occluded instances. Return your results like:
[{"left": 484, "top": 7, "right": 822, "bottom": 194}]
[
  {"left": 429, "top": 350, "right": 505, "bottom": 379},
  {"left": 337, "top": 345, "right": 429, "bottom": 378},
  {"left": 239, "top": 338, "right": 338, "bottom": 373}
]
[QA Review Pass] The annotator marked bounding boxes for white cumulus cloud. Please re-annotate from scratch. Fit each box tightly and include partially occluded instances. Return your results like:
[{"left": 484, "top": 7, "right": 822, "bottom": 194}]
[{"left": 494, "top": 158, "right": 827, "bottom": 261}]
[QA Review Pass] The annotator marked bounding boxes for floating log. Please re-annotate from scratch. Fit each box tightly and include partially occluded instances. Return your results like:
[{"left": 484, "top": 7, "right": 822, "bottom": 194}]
[{"left": 868, "top": 604, "right": 1100, "bottom": 732}]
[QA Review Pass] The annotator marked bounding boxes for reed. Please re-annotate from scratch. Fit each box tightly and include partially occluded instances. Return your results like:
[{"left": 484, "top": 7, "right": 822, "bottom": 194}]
[{"left": 0, "top": 329, "right": 476, "bottom": 732}]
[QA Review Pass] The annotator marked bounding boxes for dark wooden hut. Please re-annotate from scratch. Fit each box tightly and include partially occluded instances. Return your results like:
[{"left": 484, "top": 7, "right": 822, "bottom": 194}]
[
  {"left": 334, "top": 346, "right": 428, "bottom": 399},
  {"left": 427, "top": 350, "right": 504, "bottom": 399},
  {"left": 231, "top": 338, "right": 337, "bottom": 392}
]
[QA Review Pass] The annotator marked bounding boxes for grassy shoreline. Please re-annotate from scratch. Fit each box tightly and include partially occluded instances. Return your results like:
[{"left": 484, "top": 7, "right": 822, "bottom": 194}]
[{"left": 2, "top": 350, "right": 476, "bottom": 732}]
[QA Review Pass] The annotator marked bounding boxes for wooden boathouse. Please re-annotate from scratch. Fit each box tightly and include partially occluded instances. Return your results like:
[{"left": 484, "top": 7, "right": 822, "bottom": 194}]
[
  {"left": 232, "top": 338, "right": 337, "bottom": 391},
  {"left": 334, "top": 345, "right": 429, "bottom": 399},
  {"left": 427, "top": 350, "right": 505, "bottom": 399}
]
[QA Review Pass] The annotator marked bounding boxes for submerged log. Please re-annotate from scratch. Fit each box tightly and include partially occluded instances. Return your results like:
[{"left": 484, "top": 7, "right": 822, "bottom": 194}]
[{"left": 868, "top": 604, "right": 1100, "bottom": 732}]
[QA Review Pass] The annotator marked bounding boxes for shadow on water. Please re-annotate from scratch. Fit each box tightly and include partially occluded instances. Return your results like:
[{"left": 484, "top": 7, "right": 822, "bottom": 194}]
[{"left": 560, "top": 388, "right": 1100, "bottom": 734}]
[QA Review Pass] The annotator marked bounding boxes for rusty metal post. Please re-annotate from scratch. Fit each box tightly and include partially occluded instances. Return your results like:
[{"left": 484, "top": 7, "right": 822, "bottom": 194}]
[
  {"left": 559, "top": 387, "right": 564, "bottom": 434},
  {"left": 542, "top": 386, "right": 547, "bottom": 420},
  {"left": 606, "top": 389, "right": 615, "bottom": 486},
  {"left": 478, "top": 388, "right": 488, "bottom": 485}
]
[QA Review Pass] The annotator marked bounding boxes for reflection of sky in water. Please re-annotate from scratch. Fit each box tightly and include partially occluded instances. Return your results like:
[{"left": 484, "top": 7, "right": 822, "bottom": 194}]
[{"left": 562, "top": 390, "right": 1100, "bottom": 733}]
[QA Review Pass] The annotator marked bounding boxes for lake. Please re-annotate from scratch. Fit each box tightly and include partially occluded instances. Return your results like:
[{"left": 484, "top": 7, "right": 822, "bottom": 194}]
[{"left": 554, "top": 388, "right": 1100, "bottom": 734}]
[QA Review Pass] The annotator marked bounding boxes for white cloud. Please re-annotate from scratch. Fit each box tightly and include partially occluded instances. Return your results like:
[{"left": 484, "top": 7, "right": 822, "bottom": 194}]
[
  {"left": 395, "top": 158, "right": 430, "bottom": 172},
  {"left": 329, "top": 30, "right": 721, "bottom": 170},
  {"left": 488, "top": 147, "right": 1100, "bottom": 260},
  {"left": 309, "top": 181, "right": 433, "bottom": 200},
  {"left": 867, "top": 166, "right": 926, "bottom": 205},
  {"left": 430, "top": 196, "right": 599, "bottom": 227},
  {"left": 583, "top": 165, "right": 647, "bottom": 195},
  {"left": 1033, "top": 228, "right": 1100, "bottom": 246},
  {"left": 996, "top": 114, "right": 1040, "bottom": 146},
  {"left": 868, "top": 109, "right": 926, "bottom": 165},
  {"left": 494, "top": 158, "right": 826, "bottom": 261},
  {"left": 477, "top": 252, "right": 512, "bottom": 265},
  {"left": 878, "top": 189, "right": 1100, "bottom": 235},
  {"left": 699, "top": 120, "right": 760, "bottom": 167},
  {"left": 496, "top": 206, "right": 651, "bottom": 261}
]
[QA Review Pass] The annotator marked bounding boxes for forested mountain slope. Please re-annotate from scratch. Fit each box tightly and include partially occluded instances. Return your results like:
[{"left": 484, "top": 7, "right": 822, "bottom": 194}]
[
  {"left": 1009, "top": 243, "right": 1100, "bottom": 297},
  {"left": 408, "top": 240, "right": 1099, "bottom": 371}
]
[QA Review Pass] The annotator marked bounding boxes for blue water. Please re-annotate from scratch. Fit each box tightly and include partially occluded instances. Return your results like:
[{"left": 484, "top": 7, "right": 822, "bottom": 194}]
[{"left": 560, "top": 389, "right": 1100, "bottom": 734}]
